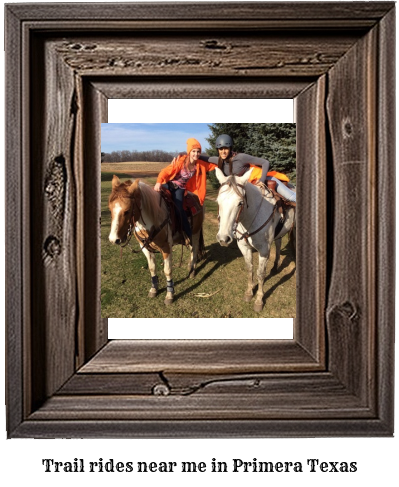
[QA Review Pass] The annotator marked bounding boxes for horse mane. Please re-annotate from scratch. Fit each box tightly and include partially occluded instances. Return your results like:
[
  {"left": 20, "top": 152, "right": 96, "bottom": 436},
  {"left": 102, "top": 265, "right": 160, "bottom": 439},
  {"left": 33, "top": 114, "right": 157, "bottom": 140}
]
[
  {"left": 109, "top": 179, "right": 166, "bottom": 225},
  {"left": 108, "top": 179, "right": 134, "bottom": 204},
  {"left": 229, "top": 175, "right": 241, "bottom": 193},
  {"left": 217, "top": 174, "right": 246, "bottom": 201},
  {"left": 137, "top": 180, "right": 167, "bottom": 224}
]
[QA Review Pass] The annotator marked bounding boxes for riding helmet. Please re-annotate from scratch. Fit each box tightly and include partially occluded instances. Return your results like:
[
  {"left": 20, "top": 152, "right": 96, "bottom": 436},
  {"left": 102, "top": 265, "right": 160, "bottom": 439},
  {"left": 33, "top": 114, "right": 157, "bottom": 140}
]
[{"left": 215, "top": 134, "right": 233, "bottom": 149}]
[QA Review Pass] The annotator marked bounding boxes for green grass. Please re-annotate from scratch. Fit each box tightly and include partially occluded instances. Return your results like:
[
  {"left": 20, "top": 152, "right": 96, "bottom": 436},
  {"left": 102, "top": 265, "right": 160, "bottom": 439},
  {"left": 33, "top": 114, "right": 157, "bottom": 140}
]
[
  {"left": 101, "top": 171, "right": 137, "bottom": 182},
  {"left": 101, "top": 174, "right": 296, "bottom": 318}
]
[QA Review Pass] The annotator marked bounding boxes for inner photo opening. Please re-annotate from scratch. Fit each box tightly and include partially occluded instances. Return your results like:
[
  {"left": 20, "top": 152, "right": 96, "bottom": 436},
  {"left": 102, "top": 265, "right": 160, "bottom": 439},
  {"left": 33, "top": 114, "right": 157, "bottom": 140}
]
[{"left": 103, "top": 99, "right": 295, "bottom": 339}]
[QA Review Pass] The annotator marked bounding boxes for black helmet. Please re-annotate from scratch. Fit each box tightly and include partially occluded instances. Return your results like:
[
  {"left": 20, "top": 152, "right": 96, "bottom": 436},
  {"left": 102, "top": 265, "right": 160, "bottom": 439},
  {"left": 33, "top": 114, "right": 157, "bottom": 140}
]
[{"left": 216, "top": 134, "right": 233, "bottom": 149}]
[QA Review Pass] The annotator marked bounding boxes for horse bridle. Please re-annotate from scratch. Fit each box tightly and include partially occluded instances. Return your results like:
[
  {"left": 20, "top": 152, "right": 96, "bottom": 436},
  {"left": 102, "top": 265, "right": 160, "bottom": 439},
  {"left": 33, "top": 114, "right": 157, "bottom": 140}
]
[
  {"left": 218, "top": 179, "right": 247, "bottom": 228},
  {"left": 120, "top": 198, "right": 143, "bottom": 249},
  {"left": 218, "top": 179, "right": 277, "bottom": 242},
  {"left": 121, "top": 191, "right": 170, "bottom": 253}
]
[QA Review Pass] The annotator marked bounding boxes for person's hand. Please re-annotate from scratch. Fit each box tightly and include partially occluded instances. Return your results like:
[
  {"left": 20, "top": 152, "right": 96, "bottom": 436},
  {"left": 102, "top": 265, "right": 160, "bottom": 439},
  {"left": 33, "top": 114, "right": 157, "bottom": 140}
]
[
  {"left": 172, "top": 153, "right": 186, "bottom": 165},
  {"left": 154, "top": 182, "right": 161, "bottom": 192}
]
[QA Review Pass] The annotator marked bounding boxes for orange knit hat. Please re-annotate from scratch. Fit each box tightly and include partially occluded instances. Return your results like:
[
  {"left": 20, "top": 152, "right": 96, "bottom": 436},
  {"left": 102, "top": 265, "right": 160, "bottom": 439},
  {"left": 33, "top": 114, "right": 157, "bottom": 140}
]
[{"left": 186, "top": 138, "right": 201, "bottom": 154}]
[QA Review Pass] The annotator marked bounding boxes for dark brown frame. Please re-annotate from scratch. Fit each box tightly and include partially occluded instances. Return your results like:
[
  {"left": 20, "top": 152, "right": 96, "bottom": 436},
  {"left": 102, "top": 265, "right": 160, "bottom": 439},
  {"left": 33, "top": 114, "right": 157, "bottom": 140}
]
[{"left": 5, "top": 2, "right": 395, "bottom": 438}]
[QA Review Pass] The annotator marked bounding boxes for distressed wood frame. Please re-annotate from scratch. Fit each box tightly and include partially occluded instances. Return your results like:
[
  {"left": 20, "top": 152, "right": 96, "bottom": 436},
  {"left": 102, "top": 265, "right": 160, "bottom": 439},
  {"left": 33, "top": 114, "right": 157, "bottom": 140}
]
[{"left": 5, "top": 2, "right": 395, "bottom": 438}]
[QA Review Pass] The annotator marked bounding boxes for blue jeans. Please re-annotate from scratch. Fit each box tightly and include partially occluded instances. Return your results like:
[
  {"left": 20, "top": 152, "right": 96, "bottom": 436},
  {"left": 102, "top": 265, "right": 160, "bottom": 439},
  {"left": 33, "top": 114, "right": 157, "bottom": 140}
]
[
  {"left": 266, "top": 176, "right": 296, "bottom": 203},
  {"left": 163, "top": 183, "right": 192, "bottom": 238}
]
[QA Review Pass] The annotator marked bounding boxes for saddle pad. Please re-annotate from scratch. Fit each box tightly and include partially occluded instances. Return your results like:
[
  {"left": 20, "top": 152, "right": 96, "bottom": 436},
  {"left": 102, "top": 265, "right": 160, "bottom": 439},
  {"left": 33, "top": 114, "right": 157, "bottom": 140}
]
[
  {"left": 183, "top": 191, "right": 202, "bottom": 217},
  {"left": 267, "top": 171, "right": 290, "bottom": 182}
]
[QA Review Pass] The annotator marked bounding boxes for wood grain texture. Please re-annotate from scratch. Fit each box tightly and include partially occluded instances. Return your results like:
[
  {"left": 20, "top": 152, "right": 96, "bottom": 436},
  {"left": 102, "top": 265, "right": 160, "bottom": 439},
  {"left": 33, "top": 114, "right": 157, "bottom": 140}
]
[
  {"left": 53, "top": 33, "right": 360, "bottom": 78},
  {"left": 13, "top": 417, "right": 392, "bottom": 439},
  {"left": 30, "top": 36, "right": 78, "bottom": 408},
  {"left": 7, "top": 2, "right": 394, "bottom": 23},
  {"left": 29, "top": 392, "right": 371, "bottom": 421},
  {"left": 376, "top": 6, "right": 395, "bottom": 431},
  {"left": 5, "top": 5, "right": 24, "bottom": 436},
  {"left": 326, "top": 26, "right": 377, "bottom": 404},
  {"left": 58, "top": 372, "right": 163, "bottom": 396},
  {"left": 92, "top": 78, "right": 311, "bottom": 100},
  {"left": 295, "top": 76, "right": 326, "bottom": 363},
  {"left": 34, "top": 371, "right": 374, "bottom": 423},
  {"left": 79, "top": 340, "right": 321, "bottom": 374},
  {"left": 60, "top": 371, "right": 357, "bottom": 397},
  {"left": 81, "top": 81, "right": 108, "bottom": 361},
  {"left": 5, "top": 2, "right": 395, "bottom": 438}
]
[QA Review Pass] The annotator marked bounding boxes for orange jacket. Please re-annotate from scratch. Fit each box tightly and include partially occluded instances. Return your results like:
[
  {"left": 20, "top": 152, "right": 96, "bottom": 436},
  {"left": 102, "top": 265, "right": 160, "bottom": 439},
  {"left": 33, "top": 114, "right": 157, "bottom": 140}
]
[
  {"left": 157, "top": 155, "right": 215, "bottom": 205},
  {"left": 249, "top": 166, "right": 290, "bottom": 183}
]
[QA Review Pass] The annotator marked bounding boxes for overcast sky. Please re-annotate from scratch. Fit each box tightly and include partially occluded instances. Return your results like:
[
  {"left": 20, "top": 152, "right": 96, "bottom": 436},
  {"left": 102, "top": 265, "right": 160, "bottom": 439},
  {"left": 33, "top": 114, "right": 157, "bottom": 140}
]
[{"left": 101, "top": 123, "right": 212, "bottom": 154}]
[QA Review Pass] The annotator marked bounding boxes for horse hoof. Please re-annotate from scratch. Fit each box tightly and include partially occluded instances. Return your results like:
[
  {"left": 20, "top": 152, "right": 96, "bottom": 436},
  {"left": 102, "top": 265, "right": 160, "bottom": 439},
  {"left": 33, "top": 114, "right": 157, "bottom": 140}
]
[
  {"left": 254, "top": 302, "right": 263, "bottom": 313},
  {"left": 148, "top": 289, "right": 157, "bottom": 298},
  {"left": 189, "top": 271, "right": 196, "bottom": 279},
  {"left": 244, "top": 293, "right": 253, "bottom": 302},
  {"left": 164, "top": 297, "right": 174, "bottom": 305}
]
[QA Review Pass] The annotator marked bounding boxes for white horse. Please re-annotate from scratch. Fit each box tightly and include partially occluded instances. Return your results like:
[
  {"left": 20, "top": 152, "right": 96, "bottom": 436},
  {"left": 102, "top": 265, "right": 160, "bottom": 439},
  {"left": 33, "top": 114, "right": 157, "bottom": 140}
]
[{"left": 215, "top": 168, "right": 296, "bottom": 312}]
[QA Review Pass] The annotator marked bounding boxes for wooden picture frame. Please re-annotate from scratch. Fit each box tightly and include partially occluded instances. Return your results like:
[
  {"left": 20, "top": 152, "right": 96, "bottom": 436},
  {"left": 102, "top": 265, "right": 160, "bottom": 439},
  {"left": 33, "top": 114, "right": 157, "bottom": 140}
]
[{"left": 5, "top": 2, "right": 395, "bottom": 438}]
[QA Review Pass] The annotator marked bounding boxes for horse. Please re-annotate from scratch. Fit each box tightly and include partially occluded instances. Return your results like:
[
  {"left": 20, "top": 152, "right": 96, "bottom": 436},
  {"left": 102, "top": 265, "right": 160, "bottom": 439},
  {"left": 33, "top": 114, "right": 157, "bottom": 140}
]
[
  {"left": 215, "top": 168, "right": 296, "bottom": 313},
  {"left": 108, "top": 175, "right": 204, "bottom": 305}
]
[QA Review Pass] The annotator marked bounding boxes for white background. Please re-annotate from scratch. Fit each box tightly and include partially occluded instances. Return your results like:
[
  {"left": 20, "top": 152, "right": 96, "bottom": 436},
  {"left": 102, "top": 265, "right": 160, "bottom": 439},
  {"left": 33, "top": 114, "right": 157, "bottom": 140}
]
[{"left": 1, "top": 1, "right": 397, "bottom": 486}]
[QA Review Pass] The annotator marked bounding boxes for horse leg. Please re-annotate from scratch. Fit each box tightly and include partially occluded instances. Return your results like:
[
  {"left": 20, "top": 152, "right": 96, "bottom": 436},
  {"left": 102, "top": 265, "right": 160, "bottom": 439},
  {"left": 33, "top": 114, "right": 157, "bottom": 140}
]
[
  {"left": 142, "top": 248, "right": 158, "bottom": 298},
  {"left": 238, "top": 240, "right": 255, "bottom": 302},
  {"left": 187, "top": 230, "right": 200, "bottom": 279},
  {"left": 162, "top": 250, "right": 174, "bottom": 305},
  {"left": 187, "top": 213, "right": 203, "bottom": 278},
  {"left": 254, "top": 252, "right": 269, "bottom": 313},
  {"left": 273, "top": 237, "right": 282, "bottom": 273}
]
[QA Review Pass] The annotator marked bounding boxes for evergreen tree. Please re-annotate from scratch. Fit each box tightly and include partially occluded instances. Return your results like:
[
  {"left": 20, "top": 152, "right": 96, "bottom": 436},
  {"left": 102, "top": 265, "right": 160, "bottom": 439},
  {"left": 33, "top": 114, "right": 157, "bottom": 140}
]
[
  {"left": 206, "top": 123, "right": 252, "bottom": 155},
  {"left": 245, "top": 123, "right": 296, "bottom": 178},
  {"left": 206, "top": 123, "right": 296, "bottom": 181}
]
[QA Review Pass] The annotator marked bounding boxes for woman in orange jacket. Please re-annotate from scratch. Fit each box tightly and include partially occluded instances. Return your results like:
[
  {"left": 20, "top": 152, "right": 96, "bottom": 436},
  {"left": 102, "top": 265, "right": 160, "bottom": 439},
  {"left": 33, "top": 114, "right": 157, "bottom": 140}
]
[{"left": 154, "top": 138, "right": 215, "bottom": 243}]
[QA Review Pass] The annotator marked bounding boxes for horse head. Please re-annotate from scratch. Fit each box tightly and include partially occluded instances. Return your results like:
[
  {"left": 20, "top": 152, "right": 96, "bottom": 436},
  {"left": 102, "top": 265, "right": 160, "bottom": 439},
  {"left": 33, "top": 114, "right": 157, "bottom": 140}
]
[
  {"left": 215, "top": 168, "right": 253, "bottom": 246},
  {"left": 108, "top": 175, "right": 140, "bottom": 245}
]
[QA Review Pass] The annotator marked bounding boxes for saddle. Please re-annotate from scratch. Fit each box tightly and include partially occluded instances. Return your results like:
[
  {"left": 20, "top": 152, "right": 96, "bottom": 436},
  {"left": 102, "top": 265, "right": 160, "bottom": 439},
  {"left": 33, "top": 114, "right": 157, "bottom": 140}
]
[
  {"left": 160, "top": 188, "right": 202, "bottom": 236},
  {"left": 258, "top": 180, "right": 296, "bottom": 238},
  {"left": 183, "top": 191, "right": 202, "bottom": 216}
]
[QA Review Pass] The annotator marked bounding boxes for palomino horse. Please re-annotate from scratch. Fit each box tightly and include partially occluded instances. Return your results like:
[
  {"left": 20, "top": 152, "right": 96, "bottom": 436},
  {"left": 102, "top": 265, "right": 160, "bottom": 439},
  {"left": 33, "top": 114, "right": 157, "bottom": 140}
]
[
  {"left": 108, "top": 175, "right": 204, "bottom": 304},
  {"left": 215, "top": 168, "right": 296, "bottom": 313}
]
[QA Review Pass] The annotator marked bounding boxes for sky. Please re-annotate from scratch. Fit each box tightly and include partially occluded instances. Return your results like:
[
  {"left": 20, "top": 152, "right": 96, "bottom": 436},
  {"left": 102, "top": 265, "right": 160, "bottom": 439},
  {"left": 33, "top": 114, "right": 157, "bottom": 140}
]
[{"left": 101, "top": 123, "right": 212, "bottom": 154}]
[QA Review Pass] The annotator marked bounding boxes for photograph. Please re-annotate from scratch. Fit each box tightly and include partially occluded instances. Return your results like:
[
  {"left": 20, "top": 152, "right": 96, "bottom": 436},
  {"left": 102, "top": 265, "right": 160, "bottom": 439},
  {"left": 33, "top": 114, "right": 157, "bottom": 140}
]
[
  {"left": 101, "top": 123, "right": 297, "bottom": 319},
  {"left": 4, "top": 0, "right": 395, "bottom": 459}
]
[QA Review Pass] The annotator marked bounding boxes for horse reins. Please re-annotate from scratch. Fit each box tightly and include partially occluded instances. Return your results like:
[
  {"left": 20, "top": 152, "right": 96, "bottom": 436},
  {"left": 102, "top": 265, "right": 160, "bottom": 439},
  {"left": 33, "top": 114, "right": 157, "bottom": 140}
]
[{"left": 235, "top": 205, "right": 277, "bottom": 242}]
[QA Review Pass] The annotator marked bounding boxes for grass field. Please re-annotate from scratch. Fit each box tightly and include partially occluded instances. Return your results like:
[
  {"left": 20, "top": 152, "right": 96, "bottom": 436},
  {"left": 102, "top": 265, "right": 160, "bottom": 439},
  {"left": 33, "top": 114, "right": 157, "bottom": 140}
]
[{"left": 101, "top": 162, "right": 296, "bottom": 318}]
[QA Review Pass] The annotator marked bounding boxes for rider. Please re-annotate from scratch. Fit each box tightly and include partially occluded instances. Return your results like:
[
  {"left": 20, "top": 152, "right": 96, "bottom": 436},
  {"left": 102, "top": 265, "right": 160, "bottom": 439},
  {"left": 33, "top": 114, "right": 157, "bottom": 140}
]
[
  {"left": 202, "top": 134, "right": 296, "bottom": 203},
  {"left": 154, "top": 138, "right": 215, "bottom": 244}
]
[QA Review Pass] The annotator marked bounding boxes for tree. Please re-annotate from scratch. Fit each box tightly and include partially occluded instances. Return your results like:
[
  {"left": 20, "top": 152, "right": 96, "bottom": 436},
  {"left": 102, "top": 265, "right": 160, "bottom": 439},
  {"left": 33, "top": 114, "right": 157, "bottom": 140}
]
[
  {"left": 206, "top": 123, "right": 252, "bottom": 155},
  {"left": 245, "top": 123, "right": 296, "bottom": 177},
  {"left": 100, "top": 150, "right": 177, "bottom": 163},
  {"left": 206, "top": 123, "right": 296, "bottom": 180}
]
